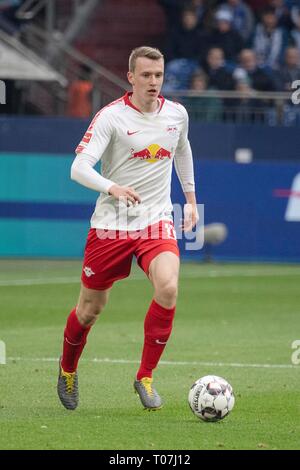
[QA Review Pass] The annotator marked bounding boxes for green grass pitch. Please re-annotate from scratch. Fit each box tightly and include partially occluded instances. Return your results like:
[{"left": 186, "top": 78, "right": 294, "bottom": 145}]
[{"left": 0, "top": 260, "right": 300, "bottom": 450}]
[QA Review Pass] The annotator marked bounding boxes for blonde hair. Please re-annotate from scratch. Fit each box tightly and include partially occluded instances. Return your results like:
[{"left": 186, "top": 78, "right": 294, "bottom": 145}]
[{"left": 129, "top": 46, "right": 164, "bottom": 72}]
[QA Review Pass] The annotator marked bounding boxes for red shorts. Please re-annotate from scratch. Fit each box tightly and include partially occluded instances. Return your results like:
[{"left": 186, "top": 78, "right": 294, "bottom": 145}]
[{"left": 81, "top": 220, "right": 179, "bottom": 290}]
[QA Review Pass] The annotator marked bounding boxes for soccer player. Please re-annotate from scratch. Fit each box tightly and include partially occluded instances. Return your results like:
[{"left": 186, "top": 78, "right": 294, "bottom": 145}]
[{"left": 57, "top": 46, "right": 198, "bottom": 411}]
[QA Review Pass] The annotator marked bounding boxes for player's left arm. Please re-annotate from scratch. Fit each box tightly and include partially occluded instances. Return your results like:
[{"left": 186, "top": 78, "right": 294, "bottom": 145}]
[
  {"left": 174, "top": 107, "right": 199, "bottom": 232},
  {"left": 182, "top": 190, "right": 199, "bottom": 232}
]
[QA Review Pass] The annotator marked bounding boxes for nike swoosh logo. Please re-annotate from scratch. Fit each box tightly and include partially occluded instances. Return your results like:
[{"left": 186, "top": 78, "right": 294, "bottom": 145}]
[
  {"left": 127, "top": 130, "right": 140, "bottom": 135},
  {"left": 155, "top": 339, "right": 167, "bottom": 345}
]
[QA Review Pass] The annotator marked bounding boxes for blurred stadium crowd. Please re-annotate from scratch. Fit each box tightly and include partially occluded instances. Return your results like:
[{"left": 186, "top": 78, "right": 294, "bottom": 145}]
[
  {"left": 160, "top": 0, "right": 300, "bottom": 93},
  {"left": 159, "top": 0, "right": 300, "bottom": 124},
  {"left": 0, "top": 0, "right": 22, "bottom": 32},
  {"left": 1, "top": 0, "right": 300, "bottom": 124}
]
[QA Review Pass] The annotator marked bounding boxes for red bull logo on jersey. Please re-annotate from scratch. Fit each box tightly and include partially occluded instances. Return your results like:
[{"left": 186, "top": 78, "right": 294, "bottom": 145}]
[
  {"left": 166, "top": 125, "right": 178, "bottom": 135},
  {"left": 129, "top": 144, "right": 172, "bottom": 164}
]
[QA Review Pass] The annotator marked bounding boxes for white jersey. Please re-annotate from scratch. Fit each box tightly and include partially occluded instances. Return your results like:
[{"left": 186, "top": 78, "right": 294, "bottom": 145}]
[{"left": 76, "top": 92, "right": 195, "bottom": 230}]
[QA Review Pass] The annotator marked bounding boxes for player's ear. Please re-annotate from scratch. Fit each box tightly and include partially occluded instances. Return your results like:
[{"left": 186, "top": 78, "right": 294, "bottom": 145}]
[{"left": 127, "top": 71, "right": 134, "bottom": 86}]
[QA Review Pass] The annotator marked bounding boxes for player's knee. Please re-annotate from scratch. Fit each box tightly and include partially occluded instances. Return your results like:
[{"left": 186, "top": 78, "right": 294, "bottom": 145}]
[
  {"left": 155, "top": 279, "right": 178, "bottom": 307},
  {"left": 77, "top": 298, "right": 107, "bottom": 326},
  {"left": 77, "top": 305, "right": 101, "bottom": 327}
]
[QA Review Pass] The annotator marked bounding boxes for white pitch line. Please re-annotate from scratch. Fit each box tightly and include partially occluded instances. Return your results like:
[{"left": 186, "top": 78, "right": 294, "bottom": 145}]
[
  {"left": 1, "top": 269, "right": 300, "bottom": 286},
  {"left": 6, "top": 357, "right": 298, "bottom": 369}
]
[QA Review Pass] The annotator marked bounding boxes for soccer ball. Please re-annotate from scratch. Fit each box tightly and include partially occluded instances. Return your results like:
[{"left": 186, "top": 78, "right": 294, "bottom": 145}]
[{"left": 188, "top": 375, "right": 235, "bottom": 422}]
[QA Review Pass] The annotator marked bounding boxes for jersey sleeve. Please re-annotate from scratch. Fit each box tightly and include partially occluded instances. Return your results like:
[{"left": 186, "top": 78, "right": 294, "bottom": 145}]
[
  {"left": 75, "top": 109, "right": 114, "bottom": 160},
  {"left": 174, "top": 107, "right": 195, "bottom": 193},
  {"left": 71, "top": 152, "right": 114, "bottom": 195}
]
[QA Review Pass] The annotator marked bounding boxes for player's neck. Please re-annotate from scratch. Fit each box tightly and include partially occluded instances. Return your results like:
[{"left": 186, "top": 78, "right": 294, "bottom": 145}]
[{"left": 130, "top": 93, "right": 159, "bottom": 114}]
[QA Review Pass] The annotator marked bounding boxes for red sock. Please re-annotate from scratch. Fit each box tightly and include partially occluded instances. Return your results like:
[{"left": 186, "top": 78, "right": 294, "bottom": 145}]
[
  {"left": 61, "top": 308, "right": 91, "bottom": 372},
  {"left": 137, "top": 300, "right": 176, "bottom": 380}
]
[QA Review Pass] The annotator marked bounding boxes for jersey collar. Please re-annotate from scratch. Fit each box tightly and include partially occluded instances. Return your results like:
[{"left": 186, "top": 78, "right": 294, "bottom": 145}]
[{"left": 123, "top": 91, "right": 165, "bottom": 114}]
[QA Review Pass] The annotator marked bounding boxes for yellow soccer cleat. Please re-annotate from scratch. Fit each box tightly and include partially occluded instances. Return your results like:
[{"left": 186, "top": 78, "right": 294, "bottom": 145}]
[
  {"left": 134, "top": 377, "right": 162, "bottom": 410},
  {"left": 57, "top": 359, "right": 79, "bottom": 410}
]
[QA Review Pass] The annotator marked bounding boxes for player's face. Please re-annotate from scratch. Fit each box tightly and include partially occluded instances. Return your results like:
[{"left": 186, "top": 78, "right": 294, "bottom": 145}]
[{"left": 128, "top": 57, "right": 164, "bottom": 103}]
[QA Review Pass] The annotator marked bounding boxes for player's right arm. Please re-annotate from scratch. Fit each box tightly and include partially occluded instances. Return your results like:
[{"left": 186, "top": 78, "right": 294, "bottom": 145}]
[
  {"left": 71, "top": 109, "right": 140, "bottom": 205},
  {"left": 71, "top": 153, "right": 140, "bottom": 204},
  {"left": 108, "top": 183, "right": 141, "bottom": 204}
]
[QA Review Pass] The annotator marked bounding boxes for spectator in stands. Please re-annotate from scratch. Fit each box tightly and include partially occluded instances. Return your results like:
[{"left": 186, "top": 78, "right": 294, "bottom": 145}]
[
  {"left": 277, "top": 46, "right": 300, "bottom": 90},
  {"left": 234, "top": 48, "right": 277, "bottom": 90},
  {"left": 233, "top": 71, "right": 258, "bottom": 122},
  {"left": 252, "top": 7, "right": 288, "bottom": 69},
  {"left": 163, "top": 58, "right": 199, "bottom": 91},
  {"left": 158, "top": 0, "right": 185, "bottom": 31},
  {"left": 219, "top": 0, "right": 255, "bottom": 41},
  {"left": 290, "top": 5, "right": 300, "bottom": 50},
  {"left": 159, "top": 0, "right": 221, "bottom": 31},
  {"left": 277, "top": 39, "right": 300, "bottom": 124},
  {"left": 0, "top": 0, "right": 22, "bottom": 33},
  {"left": 184, "top": 69, "right": 223, "bottom": 121},
  {"left": 164, "top": 7, "right": 207, "bottom": 61},
  {"left": 188, "top": 0, "right": 220, "bottom": 29},
  {"left": 0, "top": 0, "right": 21, "bottom": 12},
  {"left": 268, "top": 0, "right": 293, "bottom": 30},
  {"left": 207, "top": 8, "right": 245, "bottom": 62},
  {"left": 188, "top": 0, "right": 207, "bottom": 26},
  {"left": 233, "top": 57, "right": 274, "bottom": 123},
  {"left": 245, "top": 0, "right": 269, "bottom": 15},
  {"left": 203, "top": 47, "right": 236, "bottom": 89},
  {"left": 67, "top": 64, "right": 93, "bottom": 118}
]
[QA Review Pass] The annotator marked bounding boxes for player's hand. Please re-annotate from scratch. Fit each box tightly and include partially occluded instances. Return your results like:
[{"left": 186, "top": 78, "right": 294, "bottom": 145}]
[
  {"left": 108, "top": 184, "right": 141, "bottom": 206},
  {"left": 180, "top": 203, "right": 199, "bottom": 233}
]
